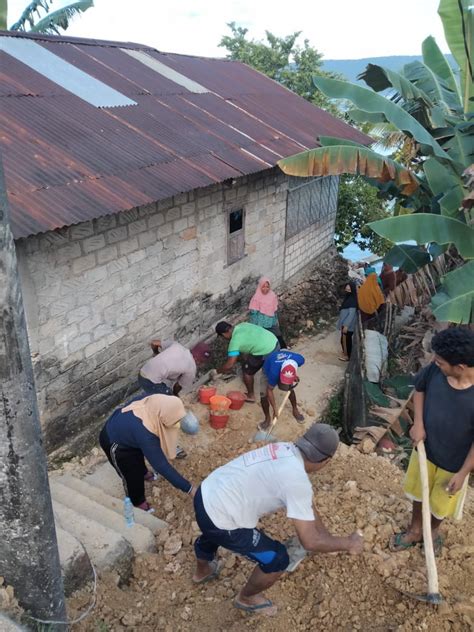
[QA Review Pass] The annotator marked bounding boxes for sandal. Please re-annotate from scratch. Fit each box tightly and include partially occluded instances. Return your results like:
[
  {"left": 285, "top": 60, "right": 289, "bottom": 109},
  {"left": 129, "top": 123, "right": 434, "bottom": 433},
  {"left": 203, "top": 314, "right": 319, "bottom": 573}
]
[
  {"left": 234, "top": 598, "right": 277, "bottom": 616},
  {"left": 293, "top": 412, "right": 305, "bottom": 424},
  {"left": 423, "top": 534, "right": 444, "bottom": 557},
  {"left": 192, "top": 559, "right": 223, "bottom": 584},
  {"left": 257, "top": 422, "right": 271, "bottom": 432},
  {"left": 389, "top": 531, "right": 421, "bottom": 552}
]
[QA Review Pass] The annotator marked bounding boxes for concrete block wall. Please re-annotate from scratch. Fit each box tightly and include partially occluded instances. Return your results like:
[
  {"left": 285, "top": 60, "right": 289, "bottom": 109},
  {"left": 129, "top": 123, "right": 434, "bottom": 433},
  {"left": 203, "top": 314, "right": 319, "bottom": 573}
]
[
  {"left": 15, "top": 168, "right": 289, "bottom": 455},
  {"left": 284, "top": 214, "right": 337, "bottom": 280}
]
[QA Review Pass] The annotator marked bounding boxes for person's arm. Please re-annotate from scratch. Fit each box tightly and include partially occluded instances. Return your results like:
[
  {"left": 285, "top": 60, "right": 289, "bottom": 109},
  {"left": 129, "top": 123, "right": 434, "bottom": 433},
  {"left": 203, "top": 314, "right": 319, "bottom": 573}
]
[
  {"left": 139, "top": 432, "right": 195, "bottom": 495},
  {"left": 447, "top": 444, "right": 474, "bottom": 494},
  {"left": 219, "top": 355, "right": 238, "bottom": 373},
  {"left": 293, "top": 514, "right": 363, "bottom": 554},
  {"left": 266, "top": 385, "right": 278, "bottom": 419},
  {"left": 410, "top": 390, "right": 426, "bottom": 445},
  {"left": 173, "top": 383, "right": 182, "bottom": 396}
]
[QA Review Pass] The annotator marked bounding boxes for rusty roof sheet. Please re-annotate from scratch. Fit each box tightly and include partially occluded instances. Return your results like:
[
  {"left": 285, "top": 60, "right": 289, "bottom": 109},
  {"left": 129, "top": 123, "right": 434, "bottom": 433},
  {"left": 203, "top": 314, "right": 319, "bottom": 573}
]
[{"left": 0, "top": 30, "right": 371, "bottom": 239}]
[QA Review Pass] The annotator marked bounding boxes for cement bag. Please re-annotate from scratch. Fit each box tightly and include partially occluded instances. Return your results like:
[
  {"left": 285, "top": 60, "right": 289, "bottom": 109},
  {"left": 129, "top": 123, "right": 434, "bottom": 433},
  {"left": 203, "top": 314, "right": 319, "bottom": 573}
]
[{"left": 364, "top": 330, "right": 388, "bottom": 382}]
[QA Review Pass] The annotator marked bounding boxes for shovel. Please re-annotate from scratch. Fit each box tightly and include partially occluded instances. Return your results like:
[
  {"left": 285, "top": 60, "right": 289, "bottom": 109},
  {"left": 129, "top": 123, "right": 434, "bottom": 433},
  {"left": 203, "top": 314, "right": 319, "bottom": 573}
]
[
  {"left": 251, "top": 390, "right": 291, "bottom": 443},
  {"left": 402, "top": 440, "right": 442, "bottom": 604}
]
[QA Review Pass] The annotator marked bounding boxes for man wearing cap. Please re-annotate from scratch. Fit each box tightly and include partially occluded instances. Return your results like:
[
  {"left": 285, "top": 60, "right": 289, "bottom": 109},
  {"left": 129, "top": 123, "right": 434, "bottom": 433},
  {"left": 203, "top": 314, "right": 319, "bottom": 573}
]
[
  {"left": 215, "top": 321, "right": 279, "bottom": 403},
  {"left": 258, "top": 349, "right": 305, "bottom": 430},
  {"left": 191, "top": 423, "right": 363, "bottom": 616}
]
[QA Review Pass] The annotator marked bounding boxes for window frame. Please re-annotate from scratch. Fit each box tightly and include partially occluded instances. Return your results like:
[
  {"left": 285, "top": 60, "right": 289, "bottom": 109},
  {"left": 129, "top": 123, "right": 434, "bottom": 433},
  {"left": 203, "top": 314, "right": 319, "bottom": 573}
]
[{"left": 226, "top": 206, "right": 246, "bottom": 265}]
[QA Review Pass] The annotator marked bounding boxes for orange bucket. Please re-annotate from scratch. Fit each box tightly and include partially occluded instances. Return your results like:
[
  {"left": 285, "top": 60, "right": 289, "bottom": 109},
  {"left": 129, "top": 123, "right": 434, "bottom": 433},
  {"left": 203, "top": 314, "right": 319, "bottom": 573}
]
[
  {"left": 198, "top": 385, "right": 216, "bottom": 405},
  {"left": 209, "top": 412, "right": 230, "bottom": 430},
  {"left": 209, "top": 395, "right": 231, "bottom": 414}
]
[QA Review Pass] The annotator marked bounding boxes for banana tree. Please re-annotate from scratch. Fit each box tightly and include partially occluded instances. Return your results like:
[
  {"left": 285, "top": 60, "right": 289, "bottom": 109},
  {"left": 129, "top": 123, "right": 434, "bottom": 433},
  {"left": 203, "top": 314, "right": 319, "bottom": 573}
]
[
  {"left": 9, "top": 0, "right": 93, "bottom": 34},
  {"left": 278, "top": 0, "right": 474, "bottom": 323}
]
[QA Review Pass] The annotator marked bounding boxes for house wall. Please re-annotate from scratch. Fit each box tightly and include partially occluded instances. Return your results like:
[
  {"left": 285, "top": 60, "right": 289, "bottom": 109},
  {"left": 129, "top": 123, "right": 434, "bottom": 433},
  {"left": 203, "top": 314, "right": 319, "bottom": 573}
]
[{"left": 16, "top": 168, "right": 337, "bottom": 456}]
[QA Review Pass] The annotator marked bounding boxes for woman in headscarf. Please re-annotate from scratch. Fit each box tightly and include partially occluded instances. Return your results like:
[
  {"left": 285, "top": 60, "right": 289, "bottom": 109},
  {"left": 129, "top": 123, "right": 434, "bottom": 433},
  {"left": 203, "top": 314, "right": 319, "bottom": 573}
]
[
  {"left": 358, "top": 270, "right": 385, "bottom": 323},
  {"left": 249, "top": 277, "right": 287, "bottom": 348},
  {"left": 337, "top": 281, "right": 359, "bottom": 361},
  {"left": 99, "top": 394, "right": 197, "bottom": 512}
]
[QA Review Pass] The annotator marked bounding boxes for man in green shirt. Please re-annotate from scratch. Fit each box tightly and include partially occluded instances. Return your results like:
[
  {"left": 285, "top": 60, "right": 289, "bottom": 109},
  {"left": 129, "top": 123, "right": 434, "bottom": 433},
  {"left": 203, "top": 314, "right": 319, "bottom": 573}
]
[{"left": 215, "top": 322, "right": 279, "bottom": 403}]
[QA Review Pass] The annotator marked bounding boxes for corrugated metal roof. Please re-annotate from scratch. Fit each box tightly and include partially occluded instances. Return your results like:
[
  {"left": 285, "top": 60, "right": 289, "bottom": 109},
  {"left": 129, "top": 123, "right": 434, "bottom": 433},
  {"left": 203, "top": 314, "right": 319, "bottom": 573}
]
[{"left": 0, "top": 30, "right": 371, "bottom": 239}]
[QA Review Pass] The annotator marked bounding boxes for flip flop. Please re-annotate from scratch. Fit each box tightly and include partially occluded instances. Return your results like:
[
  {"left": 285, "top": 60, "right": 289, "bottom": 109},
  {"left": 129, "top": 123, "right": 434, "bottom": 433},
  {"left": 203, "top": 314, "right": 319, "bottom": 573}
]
[
  {"left": 234, "top": 598, "right": 276, "bottom": 615},
  {"left": 423, "top": 534, "right": 444, "bottom": 557},
  {"left": 338, "top": 356, "right": 350, "bottom": 362},
  {"left": 192, "top": 559, "right": 223, "bottom": 585},
  {"left": 293, "top": 412, "right": 305, "bottom": 424},
  {"left": 257, "top": 422, "right": 271, "bottom": 432},
  {"left": 389, "top": 531, "right": 421, "bottom": 552}
]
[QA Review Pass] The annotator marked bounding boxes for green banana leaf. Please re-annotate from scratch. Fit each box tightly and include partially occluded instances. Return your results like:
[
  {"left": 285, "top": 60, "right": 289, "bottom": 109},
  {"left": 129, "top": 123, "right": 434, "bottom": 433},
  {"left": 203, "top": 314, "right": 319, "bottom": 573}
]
[
  {"left": 30, "top": 0, "right": 93, "bottom": 33},
  {"left": 277, "top": 145, "right": 419, "bottom": 195},
  {"left": 349, "top": 109, "right": 387, "bottom": 124},
  {"left": 312, "top": 76, "right": 450, "bottom": 161},
  {"left": 438, "top": 0, "right": 474, "bottom": 112},
  {"left": 318, "top": 136, "right": 368, "bottom": 148},
  {"left": 364, "top": 381, "right": 391, "bottom": 406},
  {"left": 403, "top": 60, "right": 462, "bottom": 120},
  {"left": 359, "top": 63, "right": 433, "bottom": 106},
  {"left": 431, "top": 260, "right": 474, "bottom": 323},
  {"left": 383, "top": 375, "right": 415, "bottom": 399},
  {"left": 369, "top": 213, "right": 474, "bottom": 258},
  {"left": 421, "top": 35, "right": 462, "bottom": 109},
  {"left": 423, "top": 157, "right": 465, "bottom": 216},
  {"left": 384, "top": 244, "right": 431, "bottom": 273}
]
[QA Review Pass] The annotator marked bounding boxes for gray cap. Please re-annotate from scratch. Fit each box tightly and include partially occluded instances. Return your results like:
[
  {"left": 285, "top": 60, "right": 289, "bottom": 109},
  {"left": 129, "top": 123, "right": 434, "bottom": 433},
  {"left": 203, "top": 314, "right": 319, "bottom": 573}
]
[
  {"left": 295, "top": 423, "right": 339, "bottom": 463},
  {"left": 180, "top": 411, "right": 200, "bottom": 435}
]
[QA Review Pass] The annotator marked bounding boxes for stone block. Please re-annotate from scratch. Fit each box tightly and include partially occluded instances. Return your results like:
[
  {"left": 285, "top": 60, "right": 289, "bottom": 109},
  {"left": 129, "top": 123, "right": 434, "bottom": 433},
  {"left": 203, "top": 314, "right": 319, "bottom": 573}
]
[
  {"left": 67, "top": 305, "right": 91, "bottom": 325},
  {"left": 165, "top": 206, "right": 180, "bottom": 222},
  {"left": 97, "top": 244, "right": 118, "bottom": 265},
  {"left": 68, "top": 333, "right": 92, "bottom": 354},
  {"left": 181, "top": 226, "right": 197, "bottom": 241},
  {"left": 197, "top": 194, "right": 211, "bottom": 209},
  {"left": 55, "top": 242, "right": 82, "bottom": 264},
  {"left": 105, "top": 226, "right": 128, "bottom": 244},
  {"left": 128, "top": 218, "right": 148, "bottom": 236},
  {"left": 83, "top": 265, "right": 108, "bottom": 284},
  {"left": 158, "top": 198, "right": 173, "bottom": 212},
  {"left": 148, "top": 212, "right": 165, "bottom": 228},
  {"left": 158, "top": 222, "right": 173, "bottom": 238},
  {"left": 173, "top": 192, "right": 188, "bottom": 206},
  {"left": 95, "top": 214, "right": 117, "bottom": 232},
  {"left": 72, "top": 253, "right": 96, "bottom": 275},
  {"left": 173, "top": 217, "right": 188, "bottom": 233},
  {"left": 128, "top": 249, "right": 147, "bottom": 265},
  {"left": 118, "top": 208, "right": 139, "bottom": 225},
  {"left": 118, "top": 236, "right": 139, "bottom": 257},
  {"left": 84, "top": 337, "right": 110, "bottom": 358},
  {"left": 70, "top": 222, "right": 94, "bottom": 240},
  {"left": 138, "top": 229, "right": 157, "bottom": 249},
  {"left": 181, "top": 202, "right": 195, "bottom": 217}
]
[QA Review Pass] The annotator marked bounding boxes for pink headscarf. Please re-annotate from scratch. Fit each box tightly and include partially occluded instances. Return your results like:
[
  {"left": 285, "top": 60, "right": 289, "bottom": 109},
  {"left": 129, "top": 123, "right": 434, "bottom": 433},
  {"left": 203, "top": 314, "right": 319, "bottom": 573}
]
[{"left": 249, "top": 277, "right": 278, "bottom": 317}]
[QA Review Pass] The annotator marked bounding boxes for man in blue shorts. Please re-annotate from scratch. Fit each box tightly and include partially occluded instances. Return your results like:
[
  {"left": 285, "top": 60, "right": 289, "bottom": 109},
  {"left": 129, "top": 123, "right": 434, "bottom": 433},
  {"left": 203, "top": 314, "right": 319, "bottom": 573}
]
[
  {"left": 191, "top": 423, "right": 363, "bottom": 616},
  {"left": 258, "top": 349, "right": 305, "bottom": 431}
]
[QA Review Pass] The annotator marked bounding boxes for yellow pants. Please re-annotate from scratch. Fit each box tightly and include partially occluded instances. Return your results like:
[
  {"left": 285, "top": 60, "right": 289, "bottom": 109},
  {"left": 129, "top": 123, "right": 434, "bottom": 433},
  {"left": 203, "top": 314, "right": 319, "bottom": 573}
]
[{"left": 403, "top": 450, "right": 468, "bottom": 521}]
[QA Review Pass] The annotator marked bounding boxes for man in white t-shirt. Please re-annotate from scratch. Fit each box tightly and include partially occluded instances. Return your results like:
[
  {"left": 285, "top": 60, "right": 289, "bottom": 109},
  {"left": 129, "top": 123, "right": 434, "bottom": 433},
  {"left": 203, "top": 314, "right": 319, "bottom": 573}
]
[{"left": 191, "top": 423, "right": 363, "bottom": 616}]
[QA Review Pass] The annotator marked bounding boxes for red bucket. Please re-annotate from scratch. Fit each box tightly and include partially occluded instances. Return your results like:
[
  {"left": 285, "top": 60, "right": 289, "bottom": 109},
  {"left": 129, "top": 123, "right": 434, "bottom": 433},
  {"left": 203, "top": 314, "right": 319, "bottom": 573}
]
[
  {"left": 209, "top": 412, "right": 229, "bottom": 430},
  {"left": 198, "top": 385, "right": 216, "bottom": 405},
  {"left": 226, "top": 391, "right": 246, "bottom": 411}
]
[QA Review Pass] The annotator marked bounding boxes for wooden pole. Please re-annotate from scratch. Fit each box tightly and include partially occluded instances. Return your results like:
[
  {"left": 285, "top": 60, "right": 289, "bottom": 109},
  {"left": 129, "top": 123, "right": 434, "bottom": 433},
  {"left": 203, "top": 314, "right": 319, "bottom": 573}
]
[{"left": 417, "top": 441, "right": 440, "bottom": 597}]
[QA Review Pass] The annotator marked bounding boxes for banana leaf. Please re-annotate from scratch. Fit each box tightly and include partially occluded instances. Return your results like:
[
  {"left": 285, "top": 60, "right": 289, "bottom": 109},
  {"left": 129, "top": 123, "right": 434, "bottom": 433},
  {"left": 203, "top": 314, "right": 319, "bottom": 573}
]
[
  {"left": 318, "top": 135, "right": 368, "bottom": 148},
  {"left": 423, "top": 157, "right": 465, "bottom": 216},
  {"left": 30, "top": 0, "right": 93, "bottom": 33},
  {"left": 384, "top": 244, "right": 431, "bottom": 273},
  {"left": 384, "top": 375, "right": 415, "bottom": 399},
  {"left": 312, "top": 76, "right": 450, "bottom": 161},
  {"left": 403, "top": 61, "right": 462, "bottom": 120},
  {"left": 359, "top": 63, "right": 433, "bottom": 106},
  {"left": 277, "top": 145, "right": 419, "bottom": 195},
  {"left": 421, "top": 35, "right": 462, "bottom": 109},
  {"left": 438, "top": 0, "right": 474, "bottom": 112},
  {"left": 431, "top": 260, "right": 474, "bottom": 323},
  {"left": 349, "top": 109, "right": 387, "bottom": 124},
  {"left": 369, "top": 213, "right": 474, "bottom": 258},
  {"left": 364, "top": 381, "right": 391, "bottom": 407}
]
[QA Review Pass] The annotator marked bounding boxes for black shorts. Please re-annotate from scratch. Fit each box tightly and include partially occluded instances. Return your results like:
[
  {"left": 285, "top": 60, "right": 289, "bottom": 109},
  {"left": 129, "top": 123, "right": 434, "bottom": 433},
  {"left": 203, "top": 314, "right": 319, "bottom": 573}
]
[{"left": 242, "top": 342, "right": 280, "bottom": 376}]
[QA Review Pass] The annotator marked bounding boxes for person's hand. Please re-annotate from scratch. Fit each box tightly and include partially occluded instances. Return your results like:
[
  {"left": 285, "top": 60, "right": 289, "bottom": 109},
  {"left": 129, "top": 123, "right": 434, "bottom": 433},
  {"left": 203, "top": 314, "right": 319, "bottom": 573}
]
[
  {"left": 446, "top": 471, "right": 466, "bottom": 495},
  {"left": 342, "top": 326, "right": 348, "bottom": 334},
  {"left": 189, "top": 485, "right": 197, "bottom": 499},
  {"left": 150, "top": 339, "right": 161, "bottom": 355},
  {"left": 409, "top": 423, "right": 426, "bottom": 446},
  {"left": 347, "top": 532, "right": 364, "bottom": 555}
]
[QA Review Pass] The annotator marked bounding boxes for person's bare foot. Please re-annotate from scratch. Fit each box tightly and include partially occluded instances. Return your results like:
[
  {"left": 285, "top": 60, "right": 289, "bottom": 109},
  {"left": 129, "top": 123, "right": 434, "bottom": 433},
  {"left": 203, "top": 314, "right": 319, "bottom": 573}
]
[
  {"left": 389, "top": 530, "right": 422, "bottom": 551},
  {"left": 292, "top": 409, "right": 305, "bottom": 424},
  {"left": 257, "top": 421, "right": 271, "bottom": 432},
  {"left": 235, "top": 592, "right": 278, "bottom": 616},
  {"left": 192, "top": 559, "right": 222, "bottom": 584}
]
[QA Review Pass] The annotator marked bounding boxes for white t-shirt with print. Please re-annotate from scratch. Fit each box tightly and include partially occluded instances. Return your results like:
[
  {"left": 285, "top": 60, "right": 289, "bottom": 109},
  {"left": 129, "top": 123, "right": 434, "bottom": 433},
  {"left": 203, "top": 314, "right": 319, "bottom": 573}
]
[{"left": 201, "top": 442, "right": 315, "bottom": 530}]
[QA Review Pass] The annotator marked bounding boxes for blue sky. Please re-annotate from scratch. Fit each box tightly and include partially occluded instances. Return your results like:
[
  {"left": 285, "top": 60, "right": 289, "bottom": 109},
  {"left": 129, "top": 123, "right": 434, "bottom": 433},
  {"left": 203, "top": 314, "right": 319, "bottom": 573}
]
[{"left": 7, "top": 0, "right": 449, "bottom": 59}]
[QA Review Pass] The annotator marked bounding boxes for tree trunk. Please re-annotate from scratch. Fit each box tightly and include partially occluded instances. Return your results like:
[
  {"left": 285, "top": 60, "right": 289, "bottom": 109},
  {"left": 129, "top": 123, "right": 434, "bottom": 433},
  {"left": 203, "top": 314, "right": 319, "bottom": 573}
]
[{"left": 0, "top": 153, "right": 67, "bottom": 625}]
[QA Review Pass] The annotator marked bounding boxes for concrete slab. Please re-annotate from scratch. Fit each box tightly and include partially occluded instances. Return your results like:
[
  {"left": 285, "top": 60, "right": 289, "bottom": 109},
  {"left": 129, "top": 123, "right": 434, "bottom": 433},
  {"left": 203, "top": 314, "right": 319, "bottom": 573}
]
[
  {"left": 53, "top": 502, "right": 134, "bottom": 580},
  {"left": 83, "top": 461, "right": 125, "bottom": 498},
  {"left": 56, "top": 526, "right": 91, "bottom": 596},
  {"left": 59, "top": 474, "right": 167, "bottom": 534},
  {"left": 51, "top": 481, "right": 156, "bottom": 554}
]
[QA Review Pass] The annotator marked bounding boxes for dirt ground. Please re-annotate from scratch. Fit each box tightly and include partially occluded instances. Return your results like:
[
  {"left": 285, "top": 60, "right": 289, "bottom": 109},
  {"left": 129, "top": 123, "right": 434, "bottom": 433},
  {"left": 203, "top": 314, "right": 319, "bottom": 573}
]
[{"left": 66, "top": 330, "right": 473, "bottom": 631}]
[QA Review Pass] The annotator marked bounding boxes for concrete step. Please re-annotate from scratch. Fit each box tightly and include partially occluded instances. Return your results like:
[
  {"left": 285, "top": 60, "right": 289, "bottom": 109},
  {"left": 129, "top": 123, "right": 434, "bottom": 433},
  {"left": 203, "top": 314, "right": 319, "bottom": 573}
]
[
  {"left": 53, "top": 502, "right": 134, "bottom": 581},
  {"left": 84, "top": 461, "right": 126, "bottom": 498},
  {"left": 56, "top": 527, "right": 91, "bottom": 596},
  {"left": 50, "top": 481, "right": 156, "bottom": 554},
  {"left": 59, "top": 474, "right": 166, "bottom": 535}
]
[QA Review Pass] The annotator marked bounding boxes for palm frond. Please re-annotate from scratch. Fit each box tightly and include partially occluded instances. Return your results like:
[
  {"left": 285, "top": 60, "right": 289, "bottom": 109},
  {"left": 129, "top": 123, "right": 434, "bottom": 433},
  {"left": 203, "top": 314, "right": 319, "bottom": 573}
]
[
  {"left": 29, "top": 0, "right": 93, "bottom": 33},
  {"left": 10, "top": 0, "right": 51, "bottom": 31}
]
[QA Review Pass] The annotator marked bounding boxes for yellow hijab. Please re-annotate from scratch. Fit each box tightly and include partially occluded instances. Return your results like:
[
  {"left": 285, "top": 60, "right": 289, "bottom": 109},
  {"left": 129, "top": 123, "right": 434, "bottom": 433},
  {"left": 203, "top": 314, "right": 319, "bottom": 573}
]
[
  {"left": 357, "top": 274, "right": 385, "bottom": 315},
  {"left": 122, "top": 394, "right": 185, "bottom": 460}
]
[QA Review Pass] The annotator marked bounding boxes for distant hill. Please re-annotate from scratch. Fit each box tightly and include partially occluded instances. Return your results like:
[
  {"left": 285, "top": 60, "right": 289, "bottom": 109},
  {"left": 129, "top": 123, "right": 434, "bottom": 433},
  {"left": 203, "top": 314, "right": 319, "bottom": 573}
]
[{"left": 322, "top": 55, "right": 456, "bottom": 84}]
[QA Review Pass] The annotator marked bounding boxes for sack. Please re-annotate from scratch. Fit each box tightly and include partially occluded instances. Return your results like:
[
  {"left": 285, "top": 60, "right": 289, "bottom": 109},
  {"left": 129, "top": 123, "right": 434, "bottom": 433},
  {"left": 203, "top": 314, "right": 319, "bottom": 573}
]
[{"left": 364, "top": 330, "right": 388, "bottom": 382}]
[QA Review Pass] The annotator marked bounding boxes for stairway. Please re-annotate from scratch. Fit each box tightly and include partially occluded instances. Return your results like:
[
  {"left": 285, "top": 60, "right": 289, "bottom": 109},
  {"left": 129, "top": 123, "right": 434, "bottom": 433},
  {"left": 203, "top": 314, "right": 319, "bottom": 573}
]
[{"left": 50, "top": 463, "right": 167, "bottom": 595}]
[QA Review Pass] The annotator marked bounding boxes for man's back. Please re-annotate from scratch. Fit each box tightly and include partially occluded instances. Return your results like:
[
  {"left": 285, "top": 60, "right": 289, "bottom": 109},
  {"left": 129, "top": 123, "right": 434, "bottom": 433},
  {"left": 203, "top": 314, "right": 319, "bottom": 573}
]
[
  {"left": 228, "top": 323, "right": 277, "bottom": 357},
  {"left": 141, "top": 341, "right": 196, "bottom": 387},
  {"left": 201, "top": 443, "right": 314, "bottom": 530}
]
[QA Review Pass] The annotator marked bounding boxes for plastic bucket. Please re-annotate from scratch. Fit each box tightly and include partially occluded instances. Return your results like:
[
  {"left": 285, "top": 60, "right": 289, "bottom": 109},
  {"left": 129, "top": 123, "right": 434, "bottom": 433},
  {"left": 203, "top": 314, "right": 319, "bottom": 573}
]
[
  {"left": 226, "top": 391, "right": 246, "bottom": 411},
  {"left": 210, "top": 412, "right": 230, "bottom": 430},
  {"left": 209, "top": 395, "right": 231, "bottom": 414},
  {"left": 198, "top": 385, "right": 216, "bottom": 405}
]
